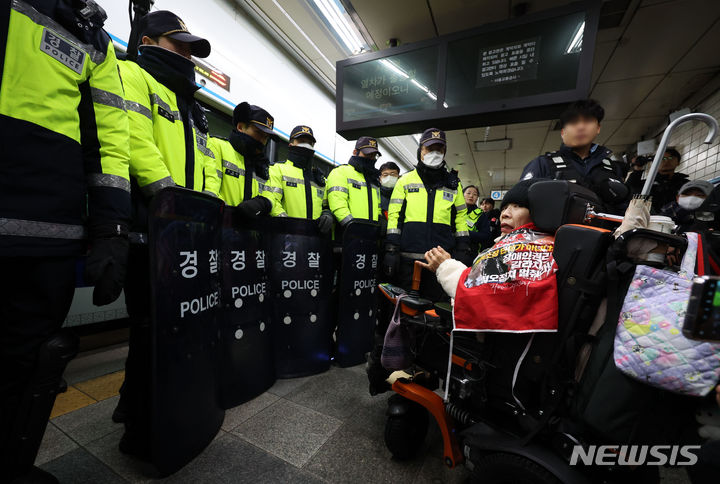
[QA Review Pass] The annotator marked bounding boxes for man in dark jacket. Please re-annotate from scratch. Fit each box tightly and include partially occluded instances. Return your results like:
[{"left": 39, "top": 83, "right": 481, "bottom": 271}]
[
  {"left": 627, "top": 147, "right": 689, "bottom": 213},
  {"left": 521, "top": 99, "right": 629, "bottom": 213}
]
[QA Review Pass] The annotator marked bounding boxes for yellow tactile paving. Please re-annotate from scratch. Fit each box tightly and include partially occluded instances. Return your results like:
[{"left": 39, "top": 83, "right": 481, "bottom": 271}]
[
  {"left": 74, "top": 370, "right": 125, "bottom": 402},
  {"left": 50, "top": 386, "right": 97, "bottom": 419},
  {"left": 50, "top": 370, "right": 125, "bottom": 419}
]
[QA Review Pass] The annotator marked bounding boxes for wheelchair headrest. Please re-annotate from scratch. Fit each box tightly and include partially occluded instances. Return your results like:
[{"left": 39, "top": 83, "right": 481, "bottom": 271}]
[{"left": 529, "top": 180, "right": 600, "bottom": 233}]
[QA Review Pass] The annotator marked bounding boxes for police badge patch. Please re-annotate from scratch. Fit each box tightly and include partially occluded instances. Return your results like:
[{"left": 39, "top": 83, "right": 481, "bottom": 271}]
[{"left": 40, "top": 29, "right": 85, "bottom": 75}]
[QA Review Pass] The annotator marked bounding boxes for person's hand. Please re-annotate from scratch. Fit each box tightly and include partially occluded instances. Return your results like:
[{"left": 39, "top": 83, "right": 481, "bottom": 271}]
[
  {"left": 85, "top": 223, "right": 129, "bottom": 306},
  {"left": 316, "top": 209, "right": 334, "bottom": 235},
  {"left": 418, "top": 246, "right": 451, "bottom": 273}
]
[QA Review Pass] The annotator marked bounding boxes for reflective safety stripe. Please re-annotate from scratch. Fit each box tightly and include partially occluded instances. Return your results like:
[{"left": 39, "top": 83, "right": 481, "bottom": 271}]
[
  {"left": 282, "top": 175, "right": 305, "bottom": 185},
  {"left": 456, "top": 231, "right": 470, "bottom": 237},
  {"left": 150, "top": 94, "right": 180, "bottom": 120},
  {"left": 254, "top": 175, "right": 271, "bottom": 192},
  {"left": 552, "top": 156, "right": 567, "bottom": 168},
  {"left": 91, "top": 87, "right": 126, "bottom": 111},
  {"left": 216, "top": 169, "right": 223, "bottom": 179},
  {"left": 404, "top": 183, "right": 425, "bottom": 190},
  {"left": 198, "top": 144, "right": 214, "bottom": 158},
  {"left": 266, "top": 185, "right": 283, "bottom": 194},
  {"left": 223, "top": 160, "right": 243, "bottom": 175},
  {"left": 328, "top": 186, "right": 349, "bottom": 194},
  {"left": 87, "top": 173, "right": 131, "bottom": 192},
  {"left": 0, "top": 217, "right": 86, "bottom": 240},
  {"left": 400, "top": 252, "right": 426, "bottom": 259},
  {"left": 339, "top": 214, "right": 353, "bottom": 226},
  {"left": 277, "top": 212, "right": 289, "bottom": 217},
  {"left": 347, "top": 178, "right": 366, "bottom": 187},
  {"left": 387, "top": 228, "right": 401, "bottom": 235},
  {"left": 124, "top": 100, "right": 152, "bottom": 119},
  {"left": 141, "top": 176, "right": 174, "bottom": 197},
  {"left": 389, "top": 198, "right": 404, "bottom": 205},
  {"left": 12, "top": 0, "right": 106, "bottom": 64},
  {"left": 455, "top": 203, "right": 467, "bottom": 211}
]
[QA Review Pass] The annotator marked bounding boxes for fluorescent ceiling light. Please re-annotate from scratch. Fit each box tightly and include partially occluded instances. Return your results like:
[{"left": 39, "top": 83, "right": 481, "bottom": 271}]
[
  {"left": 473, "top": 139, "right": 513, "bottom": 151},
  {"left": 311, "top": 0, "right": 368, "bottom": 55},
  {"left": 565, "top": 21, "right": 584, "bottom": 54},
  {"left": 380, "top": 59, "right": 409, "bottom": 79}
]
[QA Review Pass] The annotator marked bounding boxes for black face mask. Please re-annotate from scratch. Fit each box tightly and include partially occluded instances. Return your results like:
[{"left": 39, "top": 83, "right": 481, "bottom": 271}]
[
  {"left": 287, "top": 145, "right": 315, "bottom": 170},
  {"left": 229, "top": 130, "right": 269, "bottom": 178},
  {"left": 348, "top": 155, "right": 380, "bottom": 185},
  {"left": 137, "top": 45, "right": 198, "bottom": 98}
]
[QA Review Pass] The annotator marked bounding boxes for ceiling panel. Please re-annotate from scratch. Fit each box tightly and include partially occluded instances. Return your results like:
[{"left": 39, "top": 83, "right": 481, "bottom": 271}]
[
  {"left": 607, "top": 115, "right": 666, "bottom": 145},
  {"left": 599, "top": 0, "right": 720, "bottom": 82},
  {"left": 632, "top": 68, "right": 717, "bottom": 117},
  {"left": 673, "top": 19, "right": 720, "bottom": 72},
  {"left": 347, "top": 0, "right": 436, "bottom": 46},
  {"left": 594, "top": 119, "right": 626, "bottom": 146},
  {"left": 590, "top": 75, "right": 664, "bottom": 119}
]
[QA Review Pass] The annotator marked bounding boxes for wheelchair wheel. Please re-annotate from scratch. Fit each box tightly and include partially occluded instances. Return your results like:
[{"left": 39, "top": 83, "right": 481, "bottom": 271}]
[
  {"left": 383, "top": 401, "right": 429, "bottom": 460},
  {"left": 471, "top": 452, "right": 561, "bottom": 484}
]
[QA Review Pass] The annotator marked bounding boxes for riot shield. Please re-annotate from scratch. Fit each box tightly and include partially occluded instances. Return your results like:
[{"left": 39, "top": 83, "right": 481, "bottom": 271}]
[
  {"left": 148, "top": 187, "right": 224, "bottom": 476},
  {"left": 335, "top": 221, "right": 380, "bottom": 367},
  {"left": 264, "top": 217, "right": 334, "bottom": 378},
  {"left": 218, "top": 208, "right": 275, "bottom": 408}
]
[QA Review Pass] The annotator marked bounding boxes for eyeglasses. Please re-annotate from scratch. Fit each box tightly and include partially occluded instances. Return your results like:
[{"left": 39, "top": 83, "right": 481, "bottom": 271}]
[{"left": 662, "top": 156, "right": 677, "bottom": 161}]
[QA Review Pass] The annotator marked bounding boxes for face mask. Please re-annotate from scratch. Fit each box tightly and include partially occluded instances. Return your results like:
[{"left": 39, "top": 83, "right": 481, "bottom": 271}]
[
  {"left": 678, "top": 195, "right": 705, "bottom": 210},
  {"left": 296, "top": 142, "right": 315, "bottom": 151},
  {"left": 381, "top": 175, "right": 398, "bottom": 188},
  {"left": 422, "top": 151, "right": 444, "bottom": 167}
]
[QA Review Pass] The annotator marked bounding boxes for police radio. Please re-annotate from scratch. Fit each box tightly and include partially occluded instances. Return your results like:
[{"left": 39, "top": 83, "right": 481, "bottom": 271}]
[
  {"left": 126, "top": 0, "right": 155, "bottom": 60},
  {"left": 683, "top": 276, "right": 720, "bottom": 342}
]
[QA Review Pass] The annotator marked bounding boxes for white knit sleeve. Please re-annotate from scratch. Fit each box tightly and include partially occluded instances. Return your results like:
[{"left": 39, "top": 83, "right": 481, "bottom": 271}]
[{"left": 435, "top": 258, "right": 467, "bottom": 299}]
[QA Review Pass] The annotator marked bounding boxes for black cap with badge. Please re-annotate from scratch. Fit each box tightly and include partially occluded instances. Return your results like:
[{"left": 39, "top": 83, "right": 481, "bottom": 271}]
[
  {"left": 355, "top": 136, "right": 381, "bottom": 157},
  {"left": 140, "top": 10, "right": 211, "bottom": 58},
  {"left": 290, "top": 125, "right": 316, "bottom": 144},
  {"left": 419, "top": 128, "right": 446, "bottom": 148},
  {"left": 233, "top": 102, "right": 279, "bottom": 142}
]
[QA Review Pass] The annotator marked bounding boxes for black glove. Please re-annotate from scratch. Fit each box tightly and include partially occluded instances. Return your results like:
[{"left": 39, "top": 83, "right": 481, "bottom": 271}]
[
  {"left": 317, "top": 209, "right": 334, "bottom": 235},
  {"left": 237, "top": 196, "right": 272, "bottom": 218},
  {"left": 382, "top": 244, "right": 400, "bottom": 279},
  {"left": 454, "top": 240, "right": 474, "bottom": 267},
  {"left": 85, "top": 223, "right": 129, "bottom": 306}
]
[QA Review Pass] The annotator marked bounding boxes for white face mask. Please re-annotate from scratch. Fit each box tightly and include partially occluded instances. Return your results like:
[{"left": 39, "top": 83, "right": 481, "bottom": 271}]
[
  {"left": 295, "top": 142, "right": 315, "bottom": 151},
  {"left": 678, "top": 195, "right": 705, "bottom": 210},
  {"left": 422, "top": 151, "right": 444, "bottom": 167},
  {"left": 381, "top": 175, "right": 398, "bottom": 188}
]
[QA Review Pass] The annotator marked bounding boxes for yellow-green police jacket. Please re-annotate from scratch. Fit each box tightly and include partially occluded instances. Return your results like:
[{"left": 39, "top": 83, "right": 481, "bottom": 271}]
[
  {"left": 209, "top": 137, "right": 275, "bottom": 208},
  {"left": 386, "top": 170, "right": 468, "bottom": 254},
  {"left": 268, "top": 160, "right": 325, "bottom": 218},
  {"left": 119, "top": 60, "right": 218, "bottom": 199},
  {"left": 0, "top": 0, "right": 130, "bottom": 256},
  {"left": 326, "top": 164, "right": 381, "bottom": 225}
]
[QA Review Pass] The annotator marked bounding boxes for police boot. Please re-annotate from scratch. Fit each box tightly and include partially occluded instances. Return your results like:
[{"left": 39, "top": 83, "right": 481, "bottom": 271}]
[
  {"left": 366, "top": 348, "right": 391, "bottom": 396},
  {"left": 5, "top": 330, "right": 78, "bottom": 482}
]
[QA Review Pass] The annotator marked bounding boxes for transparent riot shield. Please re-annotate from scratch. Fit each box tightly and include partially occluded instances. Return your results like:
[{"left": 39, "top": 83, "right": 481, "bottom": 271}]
[
  {"left": 264, "top": 217, "right": 334, "bottom": 378},
  {"left": 148, "top": 187, "right": 224, "bottom": 476},
  {"left": 335, "top": 221, "right": 380, "bottom": 367},
  {"left": 218, "top": 208, "right": 275, "bottom": 407}
]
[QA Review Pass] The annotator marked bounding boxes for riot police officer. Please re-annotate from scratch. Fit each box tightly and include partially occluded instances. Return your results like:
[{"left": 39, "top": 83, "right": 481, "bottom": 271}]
[
  {"left": 520, "top": 99, "right": 628, "bottom": 213},
  {"left": 463, "top": 185, "right": 491, "bottom": 254},
  {"left": 384, "top": 128, "right": 471, "bottom": 298},
  {"left": 325, "top": 136, "right": 383, "bottom": 229},
  {"left": 0, "top": 1, "right": 131, "bottom": 481},
  {"left": 267, "top": 125, "right": 334, "bottom": 233},
  {"left": 209, "top": 102, "right": 278, "bottom": 217},
  {"left": 115, "top": 10, "right": 217, "bottom": 457}
]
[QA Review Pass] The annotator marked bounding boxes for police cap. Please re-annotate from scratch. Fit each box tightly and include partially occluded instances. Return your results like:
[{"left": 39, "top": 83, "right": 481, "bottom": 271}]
[
  {"left": 419, "top": 128, "right": 446, "bottom": 148},
  {"left": 355, "top": 136, "right": 381, "bottom": 157},
  {"left": 140, "top": 10, "right": 211, "bottom": 58},
  {"left": 233, "top": 102, "right": 279, "bottom": 142},
  {"left": 290, "top": 125, "right": 316, "bottom": 144}
]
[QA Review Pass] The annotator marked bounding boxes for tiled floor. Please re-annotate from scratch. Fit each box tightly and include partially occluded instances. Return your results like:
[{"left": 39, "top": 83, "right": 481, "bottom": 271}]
[
  {"left": 38, "top": 346, "right": 470, "bottom": 483},
  {"left": 38, "top": 345, "right": 693, "bottom": 483}
]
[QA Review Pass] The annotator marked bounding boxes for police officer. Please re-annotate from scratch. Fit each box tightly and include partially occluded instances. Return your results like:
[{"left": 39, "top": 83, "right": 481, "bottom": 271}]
[
  {"left": 326, "top": 136, "right": 383, "bottom": 229},
  {"left": 463, "top": 185, "right": 491, "bottom": 255},
  {"left": 209, "top": 102, "right": 278, "bottom": 217},
  {"left": 520, "top": 99, "right": 628, "bottom": 213},
  {"left": 115, "top": 10, "right": 217, "bottom": 457},
  {"left": 0, "top": 1, "right": 130, "bottom": 481},
  {"left": 267, "top": 125, "right": 334, "bottom": 232},
  {"left": 384, "top": 128, "right": 471, "bottom": 297}
]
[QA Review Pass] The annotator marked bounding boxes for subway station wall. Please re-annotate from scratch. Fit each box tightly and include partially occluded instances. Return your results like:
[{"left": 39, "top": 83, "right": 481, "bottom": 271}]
[
  {"left": 95, "top": 0, "right": 364, "bottom": 166},
  {"left": 667, "top": 89, "right": 720, "bottom": 181}
]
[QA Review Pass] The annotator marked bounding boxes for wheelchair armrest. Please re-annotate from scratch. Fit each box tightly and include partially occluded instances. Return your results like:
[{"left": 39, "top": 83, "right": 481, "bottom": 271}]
[
  {"left": 401, "top": 296, "right": 434, "bottom": 312},
  {"left": 615, "top": 228, "right": 688, "bottom": 254}
]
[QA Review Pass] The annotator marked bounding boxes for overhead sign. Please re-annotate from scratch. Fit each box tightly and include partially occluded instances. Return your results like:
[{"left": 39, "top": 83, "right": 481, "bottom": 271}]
[
  {"left": 337, "top": 1, "right": 600, "bottom": 139},
  {"left": 491, "top": 190, "right": 508, "bottom": 201}
]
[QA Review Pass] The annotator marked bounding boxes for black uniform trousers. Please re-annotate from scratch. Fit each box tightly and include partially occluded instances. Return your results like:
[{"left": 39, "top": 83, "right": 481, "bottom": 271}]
[{"left": 0, "top": 256, "right": 76, "bottom": 471}]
